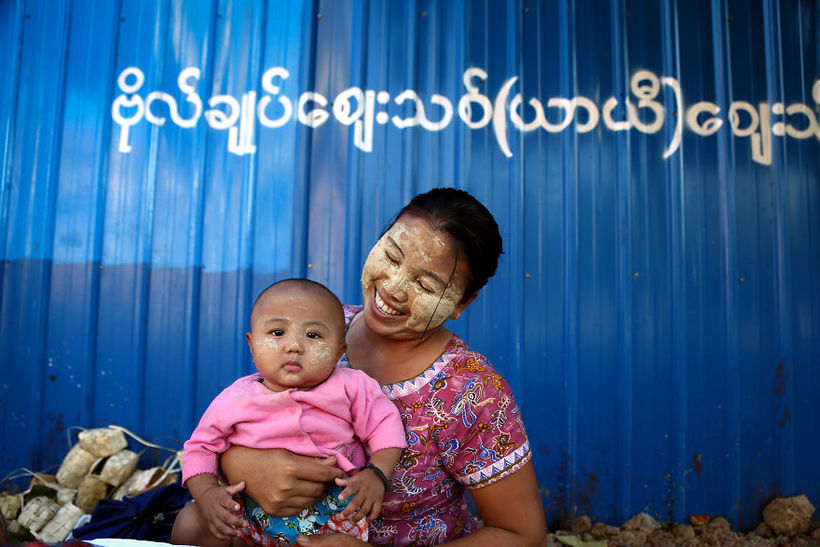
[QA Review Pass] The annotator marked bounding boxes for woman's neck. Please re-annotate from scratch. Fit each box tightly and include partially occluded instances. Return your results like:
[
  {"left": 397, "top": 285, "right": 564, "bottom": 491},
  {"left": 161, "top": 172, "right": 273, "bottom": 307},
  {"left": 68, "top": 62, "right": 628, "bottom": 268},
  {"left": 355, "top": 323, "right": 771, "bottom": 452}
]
[{"left": 346, "top": 314, "right": 453, "bottom": 386}]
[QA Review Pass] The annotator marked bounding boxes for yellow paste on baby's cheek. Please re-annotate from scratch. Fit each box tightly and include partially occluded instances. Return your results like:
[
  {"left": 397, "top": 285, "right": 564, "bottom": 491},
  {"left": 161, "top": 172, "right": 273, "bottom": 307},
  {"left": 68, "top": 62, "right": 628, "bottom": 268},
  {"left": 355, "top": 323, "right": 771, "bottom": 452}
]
[
  {"left": 256, "top": 337, "right": 279, "bottom": 352},
  {"left": 310, "top": 341, "right": 333, "bottom": 364}
]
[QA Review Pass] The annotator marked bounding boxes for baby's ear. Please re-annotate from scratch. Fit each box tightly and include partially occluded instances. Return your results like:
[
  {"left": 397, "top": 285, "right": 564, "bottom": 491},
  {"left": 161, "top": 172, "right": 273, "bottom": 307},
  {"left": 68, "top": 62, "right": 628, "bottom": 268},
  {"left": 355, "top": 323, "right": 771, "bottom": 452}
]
[{"left": 245, "top": 332, "right": 253, "bottom": 353}]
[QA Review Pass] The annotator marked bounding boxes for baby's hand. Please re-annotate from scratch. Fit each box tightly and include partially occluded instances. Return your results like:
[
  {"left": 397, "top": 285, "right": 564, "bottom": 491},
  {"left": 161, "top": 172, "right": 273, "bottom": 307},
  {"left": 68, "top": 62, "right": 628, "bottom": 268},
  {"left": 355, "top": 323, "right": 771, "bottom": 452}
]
[
  {"left": 195, "top": 481, "right": 247, "bottom": 540},
  {"left": 334, "top": 467, "right": 387, "bottom": 522}
]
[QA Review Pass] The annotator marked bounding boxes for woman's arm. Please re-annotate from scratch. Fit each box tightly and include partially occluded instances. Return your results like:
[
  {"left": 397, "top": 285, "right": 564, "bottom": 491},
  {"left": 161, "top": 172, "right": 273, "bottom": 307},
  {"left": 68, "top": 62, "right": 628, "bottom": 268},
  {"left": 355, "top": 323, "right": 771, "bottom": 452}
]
[
  {"left": 221, "top": 445, "right": 345, "bottom": 516},
  {"left": 448, "top": 461, "right": 546, "bottom": 546},
  {"left": 296, "top": 462, "right": 546, "bottom": 547}
]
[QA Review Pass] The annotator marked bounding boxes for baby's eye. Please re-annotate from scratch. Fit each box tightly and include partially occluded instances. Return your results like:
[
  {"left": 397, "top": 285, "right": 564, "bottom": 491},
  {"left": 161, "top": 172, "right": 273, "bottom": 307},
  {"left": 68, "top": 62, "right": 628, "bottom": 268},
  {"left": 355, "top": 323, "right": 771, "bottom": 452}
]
[
  {"left": 306, "top": 332, "right": 321, "bottom": 339},
  {"left": 271, "top": 329, "right": 285, "bottom": 336}
]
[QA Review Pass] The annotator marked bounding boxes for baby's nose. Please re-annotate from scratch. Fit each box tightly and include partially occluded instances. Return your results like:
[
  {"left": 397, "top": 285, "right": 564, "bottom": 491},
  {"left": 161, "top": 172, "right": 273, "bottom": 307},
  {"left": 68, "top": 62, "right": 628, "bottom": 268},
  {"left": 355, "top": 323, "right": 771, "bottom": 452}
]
[{"left": 285, "top": 336, "right": 303, "bottom": 352}]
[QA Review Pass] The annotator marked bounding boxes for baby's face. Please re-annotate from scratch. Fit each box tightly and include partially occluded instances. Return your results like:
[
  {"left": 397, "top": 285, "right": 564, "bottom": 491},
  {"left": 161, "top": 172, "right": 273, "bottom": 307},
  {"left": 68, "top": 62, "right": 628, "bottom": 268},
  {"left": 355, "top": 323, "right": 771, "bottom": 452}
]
[{"left": 245, "top": 286, "right": 346, "bottom": 392}]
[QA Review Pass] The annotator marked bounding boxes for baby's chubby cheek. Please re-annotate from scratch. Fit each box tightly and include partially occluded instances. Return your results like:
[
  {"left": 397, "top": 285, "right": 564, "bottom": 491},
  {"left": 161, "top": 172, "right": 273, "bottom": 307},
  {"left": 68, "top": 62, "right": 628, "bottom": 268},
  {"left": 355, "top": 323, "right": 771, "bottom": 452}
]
[
  {"left": 308, "top": 342, "right": 334, "bottom": 365},
  {"left": 254, "top": 337, "right": 278, "bottom": 352}
]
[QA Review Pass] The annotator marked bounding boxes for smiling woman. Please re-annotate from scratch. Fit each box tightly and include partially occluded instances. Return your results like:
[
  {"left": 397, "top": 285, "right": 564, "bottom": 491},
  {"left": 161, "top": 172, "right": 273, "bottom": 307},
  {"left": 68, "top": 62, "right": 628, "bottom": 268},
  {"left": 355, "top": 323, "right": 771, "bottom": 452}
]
[
  {"left": 221, "top": 188, "right": 546, "bottom": 546},
  {"left": 360, "top": 214, "right": 473, "bottom": 340}
]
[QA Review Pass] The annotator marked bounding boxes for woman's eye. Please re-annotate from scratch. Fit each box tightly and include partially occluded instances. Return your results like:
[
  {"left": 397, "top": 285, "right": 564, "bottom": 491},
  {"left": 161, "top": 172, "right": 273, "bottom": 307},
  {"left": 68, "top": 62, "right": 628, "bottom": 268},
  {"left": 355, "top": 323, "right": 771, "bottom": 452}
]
[
  {"left": 416, "top": 280, "right": 435, "bottom": 293},
  {"left": 384, "top": 252, "right": 399, "bottom": 265}
]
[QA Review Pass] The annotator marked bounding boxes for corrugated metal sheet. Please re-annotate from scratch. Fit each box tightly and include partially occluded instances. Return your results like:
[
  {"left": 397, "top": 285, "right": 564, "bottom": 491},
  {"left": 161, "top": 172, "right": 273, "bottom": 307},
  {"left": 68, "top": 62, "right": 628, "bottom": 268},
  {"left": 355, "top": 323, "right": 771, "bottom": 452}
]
[{"left": 1, "top": 0, "right": 818, "bottom": 530}]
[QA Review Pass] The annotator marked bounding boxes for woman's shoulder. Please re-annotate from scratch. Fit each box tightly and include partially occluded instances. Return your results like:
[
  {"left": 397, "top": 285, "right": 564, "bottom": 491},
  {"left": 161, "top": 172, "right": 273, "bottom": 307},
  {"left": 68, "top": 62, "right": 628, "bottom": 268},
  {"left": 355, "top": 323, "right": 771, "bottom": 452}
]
[
  {"left": 343, "top": 304, "right": 362, "bottom": 327},
  {"left": 441, "top": 334, "right": 503, "bottom": 382}
]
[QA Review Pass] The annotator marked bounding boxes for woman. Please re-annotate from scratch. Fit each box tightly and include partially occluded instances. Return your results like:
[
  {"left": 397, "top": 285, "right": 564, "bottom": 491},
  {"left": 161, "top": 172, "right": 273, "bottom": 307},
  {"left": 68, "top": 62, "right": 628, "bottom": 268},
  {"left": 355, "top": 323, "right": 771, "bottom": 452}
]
[{"left": 223, "top": 188, "right": 546, "bottom": 546}]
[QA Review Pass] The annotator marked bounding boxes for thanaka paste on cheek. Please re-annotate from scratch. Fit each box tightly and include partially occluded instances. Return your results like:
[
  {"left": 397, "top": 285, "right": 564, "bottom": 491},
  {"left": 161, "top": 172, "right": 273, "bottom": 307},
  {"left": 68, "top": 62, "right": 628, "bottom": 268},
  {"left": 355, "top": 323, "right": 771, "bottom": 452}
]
[
  {"left": 310, "top": 341, "right": 333, "bottom": 365},
  {"left": 255, "top": 337, "right": 279, "bottom": 352}
]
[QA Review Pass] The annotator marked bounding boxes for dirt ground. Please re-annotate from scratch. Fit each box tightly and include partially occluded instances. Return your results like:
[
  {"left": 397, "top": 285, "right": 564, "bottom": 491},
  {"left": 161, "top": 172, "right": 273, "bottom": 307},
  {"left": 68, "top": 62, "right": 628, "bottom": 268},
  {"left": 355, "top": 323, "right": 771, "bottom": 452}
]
[{"left": 547, "top": 513, "right": 820, "bottom": 546}]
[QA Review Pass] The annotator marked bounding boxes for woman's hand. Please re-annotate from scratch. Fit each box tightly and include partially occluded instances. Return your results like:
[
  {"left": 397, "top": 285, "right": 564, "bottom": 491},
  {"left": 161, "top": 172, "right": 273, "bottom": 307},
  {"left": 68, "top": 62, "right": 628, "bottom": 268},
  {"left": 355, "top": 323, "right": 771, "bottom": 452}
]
[{"left": 220, "top": 446, "right": 345, "bottom": 516}]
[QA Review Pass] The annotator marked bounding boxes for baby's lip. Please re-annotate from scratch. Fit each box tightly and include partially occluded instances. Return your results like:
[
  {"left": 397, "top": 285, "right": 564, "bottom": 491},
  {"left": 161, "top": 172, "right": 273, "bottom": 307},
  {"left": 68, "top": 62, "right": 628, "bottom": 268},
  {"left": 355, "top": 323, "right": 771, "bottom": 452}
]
[{"left": 283, "top": 361, "right": 302, "bottom": 371}]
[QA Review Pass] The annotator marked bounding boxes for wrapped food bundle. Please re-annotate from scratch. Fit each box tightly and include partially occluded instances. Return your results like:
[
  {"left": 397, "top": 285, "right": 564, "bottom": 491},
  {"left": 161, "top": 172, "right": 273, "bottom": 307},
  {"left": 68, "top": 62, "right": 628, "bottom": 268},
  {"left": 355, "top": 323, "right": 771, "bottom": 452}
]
[
  {"left": 78, "top": 428, "right": 128, "bottom": 458},
  {"left": 2, "top": 425, "right": 182, "bottom": 542},
  {"left": 74, "top": 475, "right": 109, "bottom": 514},
  {"left": 112, "top": 467, "right": 177, "bottom": 500},
  {"left": 17, "top": 496, "right": 60, "bottom": 534},
  {"left": 0, "top": 492, "right": 24, "bottom": 521},
  {"left": 55, "top": 444, "right": 98, "bottom": 488},
  {"left": 100, "top": 449, "right": 139, "bottom": 487},
  {"left": 35, "top": 503, "right": 84, "bottom": 543}
]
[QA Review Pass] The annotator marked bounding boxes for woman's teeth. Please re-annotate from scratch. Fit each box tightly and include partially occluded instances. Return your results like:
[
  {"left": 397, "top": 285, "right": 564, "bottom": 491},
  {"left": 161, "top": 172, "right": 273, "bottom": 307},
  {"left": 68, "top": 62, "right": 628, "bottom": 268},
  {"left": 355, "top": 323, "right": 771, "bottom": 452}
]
[{"left": 375, "top": 291, "right": 402, "bottom": 316}]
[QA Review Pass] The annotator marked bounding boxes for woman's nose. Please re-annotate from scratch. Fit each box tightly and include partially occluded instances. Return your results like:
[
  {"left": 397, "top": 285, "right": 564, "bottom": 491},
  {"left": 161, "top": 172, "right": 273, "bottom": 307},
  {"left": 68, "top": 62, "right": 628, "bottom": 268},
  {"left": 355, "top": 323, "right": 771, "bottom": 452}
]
[{"left": 383, "top": 270, "right": 410, "bottom": 300}]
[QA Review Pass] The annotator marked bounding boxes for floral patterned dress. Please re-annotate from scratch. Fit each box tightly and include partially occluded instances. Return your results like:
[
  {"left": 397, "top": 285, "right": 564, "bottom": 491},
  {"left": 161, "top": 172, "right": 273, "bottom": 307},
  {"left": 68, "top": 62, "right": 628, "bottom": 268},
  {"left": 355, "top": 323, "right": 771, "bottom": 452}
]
[{"left": 340, "top": 305, "right": 532, "bottom": 546}]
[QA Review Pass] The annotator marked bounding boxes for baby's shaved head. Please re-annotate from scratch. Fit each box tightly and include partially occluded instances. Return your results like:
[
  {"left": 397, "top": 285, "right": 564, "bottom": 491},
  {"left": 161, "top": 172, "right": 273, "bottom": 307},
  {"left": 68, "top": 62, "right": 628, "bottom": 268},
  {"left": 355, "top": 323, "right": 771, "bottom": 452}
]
[{"left": 251, "top": 279, "right": 344, "bottom": 334}]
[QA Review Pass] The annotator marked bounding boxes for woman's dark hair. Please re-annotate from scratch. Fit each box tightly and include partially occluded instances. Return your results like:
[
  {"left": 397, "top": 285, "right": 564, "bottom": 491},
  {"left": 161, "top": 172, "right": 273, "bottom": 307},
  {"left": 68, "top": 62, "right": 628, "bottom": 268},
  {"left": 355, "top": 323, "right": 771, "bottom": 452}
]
[{"left": 390, "top": 187, "right": 503, "bottom": 300}]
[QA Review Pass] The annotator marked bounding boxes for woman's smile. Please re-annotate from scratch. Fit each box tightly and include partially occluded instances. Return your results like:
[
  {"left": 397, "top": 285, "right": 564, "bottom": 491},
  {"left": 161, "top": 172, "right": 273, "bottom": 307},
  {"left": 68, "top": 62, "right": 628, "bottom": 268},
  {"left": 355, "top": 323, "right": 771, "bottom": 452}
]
[{"left": 374, "top": 289, "right": 403, "bottom": 316}]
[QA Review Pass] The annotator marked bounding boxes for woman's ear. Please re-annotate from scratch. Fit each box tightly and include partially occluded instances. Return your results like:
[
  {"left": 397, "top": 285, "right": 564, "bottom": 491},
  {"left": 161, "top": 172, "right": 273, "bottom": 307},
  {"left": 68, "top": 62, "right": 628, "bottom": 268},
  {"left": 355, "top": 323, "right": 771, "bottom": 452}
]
[{"left": 451, "top": 291, "right": 479, "bottom": 319}]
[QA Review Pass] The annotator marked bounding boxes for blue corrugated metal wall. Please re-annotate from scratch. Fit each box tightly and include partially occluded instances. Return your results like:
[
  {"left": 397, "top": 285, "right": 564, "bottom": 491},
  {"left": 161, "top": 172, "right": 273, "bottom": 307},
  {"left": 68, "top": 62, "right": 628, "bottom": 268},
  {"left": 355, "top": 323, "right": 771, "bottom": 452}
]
[{"left": 1, "top": 0, "right": 818, "bottom": 530}]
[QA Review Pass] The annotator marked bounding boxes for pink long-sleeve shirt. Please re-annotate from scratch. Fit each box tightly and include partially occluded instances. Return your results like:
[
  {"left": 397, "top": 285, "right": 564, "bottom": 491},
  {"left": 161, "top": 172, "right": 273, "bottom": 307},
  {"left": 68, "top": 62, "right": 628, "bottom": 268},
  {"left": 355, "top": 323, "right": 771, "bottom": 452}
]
[{"left": 182, "top": 367, "right": 407, "bottom": 485}]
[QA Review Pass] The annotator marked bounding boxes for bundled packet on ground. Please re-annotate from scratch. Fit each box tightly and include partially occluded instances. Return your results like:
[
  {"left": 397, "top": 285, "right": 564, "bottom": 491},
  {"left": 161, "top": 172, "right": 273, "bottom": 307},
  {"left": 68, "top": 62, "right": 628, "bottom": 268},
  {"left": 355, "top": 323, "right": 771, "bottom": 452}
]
[
  {"left": 0, "top": 492, "right": 24, "bottom": 520},
  {"left": 78, "top": 428, "right": 128, "bottom": 458},
  {"left": 56, "top": 486, "right": 76, "bottom": 506},
  {"left": 17, "top": 496, "right": 60, "bottom": 534},
  {"left": 35, "top": 502, "right": 85, "bottom": 543},
  {"left": 100, "top": 449, "right": 139, "bottom": 486},
  {"left": 56, "top": 444, "right": 98, "bottom": 488},
  {"left": 75, "top": 475, "right": 109, "bottom": 513},
  {"left": 112, "top": 467, "right": 177, "bottom": 500}
]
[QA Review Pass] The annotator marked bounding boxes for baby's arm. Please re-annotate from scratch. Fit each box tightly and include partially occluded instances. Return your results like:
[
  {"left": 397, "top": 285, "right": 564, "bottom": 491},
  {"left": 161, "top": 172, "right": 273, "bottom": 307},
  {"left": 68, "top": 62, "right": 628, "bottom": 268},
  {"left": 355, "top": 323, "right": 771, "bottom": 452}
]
[
  {"left": 186, "top": 473, "right": 247, "bottom": 540},
  {"left": 335, "top": 447, "right": 403, "bottom": 522}
]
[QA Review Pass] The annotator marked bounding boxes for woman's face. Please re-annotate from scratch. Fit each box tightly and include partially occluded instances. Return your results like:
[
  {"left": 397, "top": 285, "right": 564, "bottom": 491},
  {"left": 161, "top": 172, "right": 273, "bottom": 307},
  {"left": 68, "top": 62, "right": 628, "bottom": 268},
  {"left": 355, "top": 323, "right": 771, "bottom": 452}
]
[{"left": 360, "top": 214, "right": 474, "bottom": 340}]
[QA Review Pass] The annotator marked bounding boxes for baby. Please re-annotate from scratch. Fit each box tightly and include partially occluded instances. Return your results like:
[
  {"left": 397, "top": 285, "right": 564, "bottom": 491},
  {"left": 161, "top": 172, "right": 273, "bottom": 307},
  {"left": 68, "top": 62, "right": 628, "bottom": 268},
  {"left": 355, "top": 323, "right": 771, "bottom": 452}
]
[{"left": 172, "top": 279, "right": 406, "bottom": 546}]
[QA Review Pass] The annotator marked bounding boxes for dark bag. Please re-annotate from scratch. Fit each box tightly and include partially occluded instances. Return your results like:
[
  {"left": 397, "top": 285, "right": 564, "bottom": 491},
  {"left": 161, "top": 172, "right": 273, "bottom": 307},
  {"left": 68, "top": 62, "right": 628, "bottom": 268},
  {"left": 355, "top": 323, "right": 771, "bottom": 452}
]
[{"left": 71, "top": 484, "right": 191, "bottom": 541}]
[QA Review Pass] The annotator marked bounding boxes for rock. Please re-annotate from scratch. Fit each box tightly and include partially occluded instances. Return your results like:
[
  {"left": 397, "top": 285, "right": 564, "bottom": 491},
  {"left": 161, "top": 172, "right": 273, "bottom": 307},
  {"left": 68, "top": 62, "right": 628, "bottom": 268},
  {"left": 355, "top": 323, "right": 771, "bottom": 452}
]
[
  {"left": 589, "top": 522, "right": 608, "bottom": 539},
  {"left": 622, "top": 512, "right": 660, "bottom": 534},
  {"left": 762, "top": 495, "right": 815, "bottom": 536},
  {"left": 673, "top": 524, "right": 695, "bottom": 540},
  {"left": 709, "top": 516, "right": 732, "bottom": 530},
  {"left": 570, "top": 515, "right": 592, "bottom": 534},
  {"left": 646, "top": 529, "right": 674, "bottom": 546},
  {"left": 615, "top": 530, "right": 647, "bottom": 547},
  {"left": 754, "top": 522, "right": 773, "bottom": 538}
]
